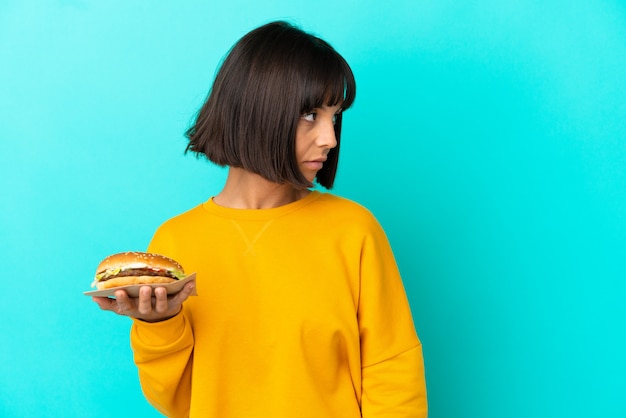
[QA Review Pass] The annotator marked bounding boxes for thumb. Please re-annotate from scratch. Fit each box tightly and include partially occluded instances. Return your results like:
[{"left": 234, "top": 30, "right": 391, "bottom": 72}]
[{"left": 92, "top": 296, "right": 114, "bottom": 311}]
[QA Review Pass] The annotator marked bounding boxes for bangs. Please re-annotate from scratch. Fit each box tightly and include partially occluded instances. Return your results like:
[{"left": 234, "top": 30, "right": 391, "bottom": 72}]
[{"left": 300, "top": 44, "right": 356, "bottom": 112}]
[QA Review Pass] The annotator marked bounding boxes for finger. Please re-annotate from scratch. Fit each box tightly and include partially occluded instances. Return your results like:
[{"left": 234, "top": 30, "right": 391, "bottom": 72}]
[
  {"left": 171, "top": 281, "right": 196, "bottom": 305},
  {"left": 137, "top": 286, "right": 154, "bottom": 315},
  {"left": 92, "top": 296, "right": 114, "bottom": 311},
  {"left": 115, "top": 289, "right": 133, "bottom": 315},
  {"left": 153, "top": 287, "right": 168, "bottom": 313}
]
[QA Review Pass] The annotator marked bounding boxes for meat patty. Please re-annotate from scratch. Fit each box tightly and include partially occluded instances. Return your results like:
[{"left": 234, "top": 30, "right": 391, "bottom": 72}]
[{"left": 100, "top": 268, "right": 179, "bottom": 281}]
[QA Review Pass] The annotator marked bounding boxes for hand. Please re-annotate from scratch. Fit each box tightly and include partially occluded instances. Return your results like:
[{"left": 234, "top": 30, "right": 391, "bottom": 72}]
[{"left": 92, "top": 282, "right": 195, "bottom": 322}]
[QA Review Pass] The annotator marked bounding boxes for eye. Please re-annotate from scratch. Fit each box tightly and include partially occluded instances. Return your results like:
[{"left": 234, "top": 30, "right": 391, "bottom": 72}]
[
  {"left": 302, "top": 112, "right": 317, "bottom": 122},
  {"left": 333, "top": 109, "right": 344, "bottom": 125}
]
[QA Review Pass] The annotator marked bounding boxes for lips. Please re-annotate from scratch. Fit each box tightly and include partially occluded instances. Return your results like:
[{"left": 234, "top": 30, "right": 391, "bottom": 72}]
[{"left": 303, "top": 159, "right": 326, "bottom": 171}]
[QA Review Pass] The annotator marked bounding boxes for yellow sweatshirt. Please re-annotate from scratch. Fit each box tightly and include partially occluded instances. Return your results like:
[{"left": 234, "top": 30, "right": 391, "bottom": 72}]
[{"left": 131, "top": 191, "right": 427, "bottom": 417}]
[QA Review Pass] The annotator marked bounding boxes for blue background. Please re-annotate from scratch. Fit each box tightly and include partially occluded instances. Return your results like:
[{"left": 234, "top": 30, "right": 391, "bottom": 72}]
[{"left": 1, "top": 1, "right": 625, "bottom": 417}]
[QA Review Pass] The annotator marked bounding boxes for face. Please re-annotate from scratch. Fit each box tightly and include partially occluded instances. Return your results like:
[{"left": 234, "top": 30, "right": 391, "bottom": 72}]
[{"left": 295, "top": 104, "right": 342, "bottom": 184}]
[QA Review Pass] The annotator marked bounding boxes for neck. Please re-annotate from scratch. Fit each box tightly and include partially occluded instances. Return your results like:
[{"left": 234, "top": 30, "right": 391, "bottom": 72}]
[{"left": 213, "top": 168, "right": 311, "bottom": 209}]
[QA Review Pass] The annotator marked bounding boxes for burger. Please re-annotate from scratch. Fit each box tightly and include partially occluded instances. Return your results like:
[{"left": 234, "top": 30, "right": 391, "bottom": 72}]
[{"left": 92, "top": 251, "right": 186, "bottom": 290}]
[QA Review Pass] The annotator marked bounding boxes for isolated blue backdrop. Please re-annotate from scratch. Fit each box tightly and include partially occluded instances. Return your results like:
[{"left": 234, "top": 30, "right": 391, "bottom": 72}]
[{"left": 1, "top": 1, "right": 625, "bottom": 417}]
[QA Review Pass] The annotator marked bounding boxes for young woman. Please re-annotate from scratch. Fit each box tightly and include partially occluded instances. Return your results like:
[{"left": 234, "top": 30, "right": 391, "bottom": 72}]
[{"left": 93, "top": 21, "right": 427, "bottom": 417}]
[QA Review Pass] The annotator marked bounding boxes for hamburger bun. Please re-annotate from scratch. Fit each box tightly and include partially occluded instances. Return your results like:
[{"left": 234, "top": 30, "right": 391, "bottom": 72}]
[{"left": 93, "top": 251, "right": 186, "bottom": 290}]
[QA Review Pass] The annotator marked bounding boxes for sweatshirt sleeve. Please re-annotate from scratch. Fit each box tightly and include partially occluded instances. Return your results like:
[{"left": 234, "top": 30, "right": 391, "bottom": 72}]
[
  {"left": 128, "top": 224, "right": 195, "bottom": 418},
  {"left": 358, "top": 216, "right": 428, "bottom": 417}
]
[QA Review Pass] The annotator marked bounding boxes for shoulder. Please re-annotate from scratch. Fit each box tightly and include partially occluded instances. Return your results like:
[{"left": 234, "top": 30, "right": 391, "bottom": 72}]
[
  {"left": 313, "top": 192, "right": 371, "bottom": 213},
  {"left": 311, "top": 192, "right": 383, "bottom": 231},
  {"left": 148, "top": 203, "right": 209, "bottom": 255},
  {"left": 310, "top": 193, "right": 397, "bottom": 257},
  {"left": 153, "top": 203, "right": 206, "bottom": 234}
]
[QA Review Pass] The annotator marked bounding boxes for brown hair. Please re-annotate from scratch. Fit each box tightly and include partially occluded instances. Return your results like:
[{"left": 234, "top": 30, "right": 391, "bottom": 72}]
[{"left": 185, "top": 21, "right": 356, "bottom": 189}]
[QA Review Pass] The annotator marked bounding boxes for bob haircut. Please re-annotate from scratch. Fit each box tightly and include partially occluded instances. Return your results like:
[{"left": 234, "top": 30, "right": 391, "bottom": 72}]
[{"left": 185, "top": 21, "right": 356, "bottom": 189}]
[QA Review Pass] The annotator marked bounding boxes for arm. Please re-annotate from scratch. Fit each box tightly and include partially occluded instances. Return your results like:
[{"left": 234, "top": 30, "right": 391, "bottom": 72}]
[
  {"left": 92, "top": 223, "right": 195, "bottom": 417},
  {"left": 131, "top": 307, "right": 194, "bottom": 418},
  {"left": 358, "top": 218, "right": 428, "bottom": 417},
  {"left": 91, "top": 279, "right": 195, "bottom": 418},
  {"left": 361, "top": 345, "right": 427, "bottom": 417},
  {"left": 128, "top": 226, "right": 195, "bottom": 418}
]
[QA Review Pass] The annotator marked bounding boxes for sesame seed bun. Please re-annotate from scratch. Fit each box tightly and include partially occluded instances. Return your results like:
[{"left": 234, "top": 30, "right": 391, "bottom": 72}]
[{"left": 93, "top": 251, "right": 185, "bottom": 290}]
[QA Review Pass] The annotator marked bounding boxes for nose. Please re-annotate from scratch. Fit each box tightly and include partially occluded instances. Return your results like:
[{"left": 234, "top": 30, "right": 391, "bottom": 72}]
[{"left": 316, "top": 117, "right": 337, "bottom": 149}]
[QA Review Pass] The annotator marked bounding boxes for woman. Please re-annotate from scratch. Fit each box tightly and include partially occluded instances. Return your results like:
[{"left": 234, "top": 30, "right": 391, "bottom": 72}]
[{"left": 93, "top": 21, "right": 427, "bottom": 417}]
